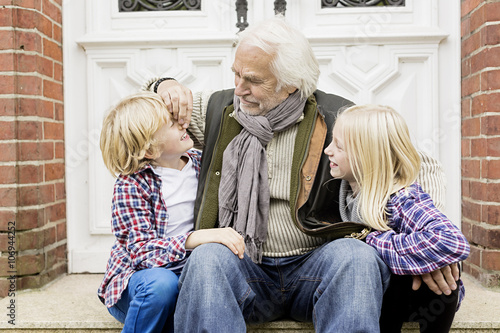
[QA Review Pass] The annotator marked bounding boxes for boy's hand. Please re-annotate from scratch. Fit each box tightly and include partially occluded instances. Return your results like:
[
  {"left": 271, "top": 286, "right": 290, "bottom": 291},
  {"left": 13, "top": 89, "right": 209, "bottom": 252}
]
[
  {"left": 157, "top": 79, "right": 193, "bottom": 129},
  {"left": 411, "top": 263, "right": 459, "bottom": 295},
  {"left": 186, "top": 228, "right": 245, "bottom": 259}
]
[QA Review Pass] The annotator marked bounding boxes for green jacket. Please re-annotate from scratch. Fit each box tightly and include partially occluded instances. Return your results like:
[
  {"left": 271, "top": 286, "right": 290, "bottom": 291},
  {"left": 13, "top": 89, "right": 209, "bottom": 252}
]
[{"left": 193, "top": 89, "right": 357, "bottom": 238}]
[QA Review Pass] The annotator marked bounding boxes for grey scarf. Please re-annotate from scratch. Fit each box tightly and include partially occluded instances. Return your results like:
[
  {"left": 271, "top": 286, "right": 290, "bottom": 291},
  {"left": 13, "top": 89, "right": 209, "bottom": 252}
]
[{"left": 218, "top": 90, "right": 306, "bottom": 263}]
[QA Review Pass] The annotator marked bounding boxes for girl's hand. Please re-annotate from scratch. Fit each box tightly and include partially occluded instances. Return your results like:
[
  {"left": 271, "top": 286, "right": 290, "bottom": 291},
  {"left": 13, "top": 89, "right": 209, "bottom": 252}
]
[{"left": 186, "top": 228, "right": 245, "bottom": 259}]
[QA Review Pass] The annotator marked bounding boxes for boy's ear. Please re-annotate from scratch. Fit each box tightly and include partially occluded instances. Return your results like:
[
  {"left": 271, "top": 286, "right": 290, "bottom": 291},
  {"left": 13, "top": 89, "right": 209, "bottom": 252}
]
[{"left": 144, "top": 149, "right": 156, "bottom": 160}]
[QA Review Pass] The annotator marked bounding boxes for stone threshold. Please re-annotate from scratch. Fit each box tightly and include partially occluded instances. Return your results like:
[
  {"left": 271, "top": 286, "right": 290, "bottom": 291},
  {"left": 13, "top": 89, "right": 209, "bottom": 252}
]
[{"left": 0, "top": 274, "right": 498, "bottom": 332}]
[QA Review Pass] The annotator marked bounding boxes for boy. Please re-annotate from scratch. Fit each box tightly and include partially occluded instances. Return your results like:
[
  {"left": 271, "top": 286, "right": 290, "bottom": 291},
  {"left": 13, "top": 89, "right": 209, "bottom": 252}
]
[{"left": 97, "top": 91, "right": 244, "bottom": 332}]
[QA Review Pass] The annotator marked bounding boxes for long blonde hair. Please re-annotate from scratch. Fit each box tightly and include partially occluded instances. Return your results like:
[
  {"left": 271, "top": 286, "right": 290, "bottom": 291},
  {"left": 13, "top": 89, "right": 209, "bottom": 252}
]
[
  {"left": 337, "top": 105, "right": 421, "bottom": 230},
  {"left": 100, "top": 91, "right": 170, "bottom": 176}
]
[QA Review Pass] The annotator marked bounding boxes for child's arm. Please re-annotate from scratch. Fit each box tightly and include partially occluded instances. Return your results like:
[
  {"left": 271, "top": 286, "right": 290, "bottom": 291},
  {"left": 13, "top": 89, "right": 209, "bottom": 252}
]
[
  {"left": 112, "top": 178, "right": 192, "bottom": 271},
  {"left": 185, "top": 228, "right": 246, "bottom": 259},
  {"left": 365, "top": 184, "right": 470, "bottom": 276}
]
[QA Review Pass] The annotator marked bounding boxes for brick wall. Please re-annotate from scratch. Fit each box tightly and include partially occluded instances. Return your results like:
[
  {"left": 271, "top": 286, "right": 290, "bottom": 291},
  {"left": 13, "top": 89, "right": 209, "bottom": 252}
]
[
  {"left": 0, "top": 0, "right": 66, "bottom": 297},
  {"left": 461, "top": 0, "right": 500, "bottom": 287}
]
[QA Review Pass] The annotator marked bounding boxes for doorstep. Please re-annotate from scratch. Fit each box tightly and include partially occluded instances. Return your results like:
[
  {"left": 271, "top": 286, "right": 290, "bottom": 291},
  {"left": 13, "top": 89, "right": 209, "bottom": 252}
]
[{"left": 0, "top": 274, "right": 498, "bottom": 332}]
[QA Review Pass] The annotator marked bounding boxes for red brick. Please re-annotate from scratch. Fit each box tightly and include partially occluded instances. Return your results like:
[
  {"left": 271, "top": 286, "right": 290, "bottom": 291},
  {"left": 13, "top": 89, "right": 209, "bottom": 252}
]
[
  {"left": 485, "top": 2, "right": 500, "bottom": 22},
  {"left": 43, "top": 79, "right": 62, "bottom": 100},
  {"left": 462, "top": 98, "right": 471, "bottom": 118},
  {"left": 470, "top": 5, "right": 484, "bottom": 32},
  {"left": 42, "top": 0, "right": 61, "bottom": 23},
  {"left": 53, "top": 62, "right": 62, "bottom": 81},
  {"left": 0, "top": 187, "right": 17, "bottom": 207},
  {"left": 483, "top": 250, "right": 500, "bottom": 271},
  {"left": 462, "top": 0, "right": 482, "bottom": 18},
  {"left": 482, "top": 70, "right": 500, "bottom": 91},
  {"left": 53, "top": 23, "right": 61, "bottom": 42},
  {"left": 46, "top": 202, "right": 65, "bottom": 223},
  {"left": 462, "top": 158, "right": 480, "bottom": 178},
  {"left": 462, "top": 58, "right": 471, "bottom": 78},
  {"left": 38, "top": 12, "right": 52, "bottom": 38},
  {"left": 54, "top": 182, "right": 65, "bottom": 200},
  {"left": 0, "top": 143, "right": 17, "bottom": 162},
  {"left": 482, "top": 24, "right": 500, "bottom": 46},
  {"left": 0, "top": 211, "right": 16, "bottom": 231},
  {"left": 43, "top": 121, "right": 63, "bottom": 139},
  {"left": 462, "top": 138, "right": 471, "bottom": 157},
  {"left": 44, "top": 162, "right": 64, "bottom": 181},
  {"left": 54, "top": 102, "right": 63, "bottom": 120},
  {"left": 462, "top": 74, "right": 481, "bottom": 97},
  {"left": 469, "top": 223, "right": 500, "bottom": 248},
  {"left": 0, "top": 75, "right": 15, "bottom": 94},
  {"left": 0, "top": 165, "right": 16, "bottom": 185},
  {"left": 472, "top": 93, "right": 500, "bottom": 115},
  {"left": 0, "top": 31, "right": 14, "bottom": 49},
  {"left": 471, "top": 137, "right": 487, "bottom": 157},
  {"left": 47, "top": 244, "right": 66, "bottom": 268},
  {"left": 487, "top": 137, "right": 500, "bottom": 156},
  {"left": 0, "top": 7, "right": 13, "bottom": 27},
  {"left": 14, "top": 0, "right": 42, "bottom": 10},
  {"left": 469, "top": 180, "right": 485, "bottom": 201},
  {"left": 38, "top": 56, "right": 53, "bottom": 77},
  {"left": 18, "top": 120, "right": 43, "bottom": 140},
  {"left": 18, "top": 184, "right": 55, "bottom": 206},
  {"left": 462, "top": 179, "right": 471, "bottom": 198},
  {"left": 462, "top": 117, "right": 480, "bottom": 137},
  {"left": 15, "top": 8, "right": 37, "bottom": 30},
  {"left": 0, "top": 53, "right": 15, "bottom": 71},
  {"left": 0, "top": 121, "right": 16, "bottom": 140},
  {"left": 18, "top": 141, "right": 53, "bottom": 161},
  {"left": 484, "top": 182, "right": 500, "bottom": 203},
  {"left": 461, "top": 31, "right": 481, "bottom": 58},
  {"left": 484, "top": 205, "right": 500, "bottom": 226},
  {"left": 17, "top": 75, "right": 42, "bottom": 95},
  {"left": 18, "top": 164, "right": 43, "bottom": 184},
  {"left": 0, "top": 98, "right": 15, "bottom": 117},
  {"left": 42, "top": 38, "right": 62, "bottom": 62},
  {"left": 17, "top": 208, "right": 44, "bottom": 230},
  {"left": 462, "top": 199, "right": 482, "bottom": 222},
  {"left": 17, "top": 253, "right": 45, "bottom": 275},
  {"left": 17, "top": 228, "right": 44, "bottom": 250},
  {"left": 54, "top": 141, "right": 64, "bottom": 159},
  {"left": 44, "top": 225, "right": 56, "bottom": 246},
  {"left": 482, "top": 159, "right": 500, "bottom": 179},
  {"left": 470, "top": 47, "right": 500, "bottom": 73},
  {"left": 17, "top": 98, "right": 53, "bottom": 118},
  {"left": 461, "top": 16, "right": 470, "bottom": 38},
  {"left": 15, "top": 30, "right": 42, "bottom": 52},
  {"left": 56, "top": 221, "right": 66, "bottom": 241},
  {"left": 481, "top": 115, "right": 500, "bottom": 136}
]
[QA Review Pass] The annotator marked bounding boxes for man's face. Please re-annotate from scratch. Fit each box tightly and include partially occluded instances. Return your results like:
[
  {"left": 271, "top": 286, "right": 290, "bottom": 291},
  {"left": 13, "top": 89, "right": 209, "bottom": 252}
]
[{"left": 232, "top": 43, "right": 294, "bottom": 116}]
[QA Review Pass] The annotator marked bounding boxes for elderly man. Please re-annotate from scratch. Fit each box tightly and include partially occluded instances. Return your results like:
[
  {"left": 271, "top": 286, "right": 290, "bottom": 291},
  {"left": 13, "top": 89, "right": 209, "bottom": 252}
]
[{"left": 146, "top": 16, "right": 460, "bottom": 333}]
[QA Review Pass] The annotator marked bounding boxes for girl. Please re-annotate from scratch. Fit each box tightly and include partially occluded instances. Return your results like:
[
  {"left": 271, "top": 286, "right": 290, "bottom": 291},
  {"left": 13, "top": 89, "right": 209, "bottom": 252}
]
[
  {"left": 324, "top": 104, "right": 470, "bottom": 333},
  {"left": 97, "top": 91, "right": 244, "bottom": 333}
]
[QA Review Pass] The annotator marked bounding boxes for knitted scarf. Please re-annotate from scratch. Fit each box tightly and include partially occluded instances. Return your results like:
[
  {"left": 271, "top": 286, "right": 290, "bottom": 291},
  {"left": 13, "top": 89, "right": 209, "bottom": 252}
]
[{"left": 218, "top": 90, "right": 306, "bottom": 263}]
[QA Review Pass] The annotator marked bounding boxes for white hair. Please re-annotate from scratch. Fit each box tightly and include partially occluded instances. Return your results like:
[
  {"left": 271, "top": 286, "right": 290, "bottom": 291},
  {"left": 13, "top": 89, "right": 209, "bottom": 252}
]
[{"left": 236, "top": 15, "right": 320, "bottom": 99}]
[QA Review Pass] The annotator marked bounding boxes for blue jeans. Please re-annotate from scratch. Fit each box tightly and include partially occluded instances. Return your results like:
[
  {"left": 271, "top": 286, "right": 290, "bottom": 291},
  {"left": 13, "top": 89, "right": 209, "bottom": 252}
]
[
  {"left": 108, "top": 267, "right": 179, "bottom": 333},
  {"left": 174, "top": 239, "right": 391, "bottom": 333}
]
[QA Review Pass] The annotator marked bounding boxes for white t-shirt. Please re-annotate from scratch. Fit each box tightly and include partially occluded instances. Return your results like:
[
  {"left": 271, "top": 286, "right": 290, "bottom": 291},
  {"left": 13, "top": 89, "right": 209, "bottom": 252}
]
[{"left": 152, "top": 156, "right": 198, "bottom": 238}]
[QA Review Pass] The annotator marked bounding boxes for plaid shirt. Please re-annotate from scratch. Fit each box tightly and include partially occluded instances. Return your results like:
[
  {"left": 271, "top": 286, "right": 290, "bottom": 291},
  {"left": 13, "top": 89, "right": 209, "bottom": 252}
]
[
  {"left": 97, "top": 149, "right": 202, "bottom": 308},
  {"left": 365, "top": 182, "right": 470, "bottom": 306}
]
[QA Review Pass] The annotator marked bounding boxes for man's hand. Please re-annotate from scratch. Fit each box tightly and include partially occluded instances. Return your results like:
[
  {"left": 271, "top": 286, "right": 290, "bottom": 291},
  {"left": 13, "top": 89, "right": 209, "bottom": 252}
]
[
  {"left": 412, "top": 263, "right": 460, "bottom": 295},
  {"left": 185, "top": 228, "right": 246, "bottom": 259},
  {"left": 156, "top": 79, "right": 193, "bottom": 129}
]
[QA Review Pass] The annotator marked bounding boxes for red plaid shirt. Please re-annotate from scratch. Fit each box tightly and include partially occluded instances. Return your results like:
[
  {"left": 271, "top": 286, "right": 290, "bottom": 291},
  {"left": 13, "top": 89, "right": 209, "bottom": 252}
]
[{"left": 97, "top": 150, "right": 202, "bottom": 308}]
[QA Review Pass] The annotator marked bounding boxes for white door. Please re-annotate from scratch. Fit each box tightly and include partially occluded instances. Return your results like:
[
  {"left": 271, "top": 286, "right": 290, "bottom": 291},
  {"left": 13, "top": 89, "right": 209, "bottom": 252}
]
[{"left": 63, "top": 0, "right": 461, "bottom": 273}]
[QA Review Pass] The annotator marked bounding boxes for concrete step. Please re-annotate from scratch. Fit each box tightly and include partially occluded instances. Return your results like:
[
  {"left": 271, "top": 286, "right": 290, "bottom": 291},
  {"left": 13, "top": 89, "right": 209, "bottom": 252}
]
[{"left": 0, "top": 274, "right": 498, "bottom": 332}]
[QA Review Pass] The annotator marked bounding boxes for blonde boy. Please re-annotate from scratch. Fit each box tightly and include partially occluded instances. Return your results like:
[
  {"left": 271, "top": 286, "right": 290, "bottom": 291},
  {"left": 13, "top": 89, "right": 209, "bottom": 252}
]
[{"left": 97, "top": 91, "right": 244, "bottom": 333}]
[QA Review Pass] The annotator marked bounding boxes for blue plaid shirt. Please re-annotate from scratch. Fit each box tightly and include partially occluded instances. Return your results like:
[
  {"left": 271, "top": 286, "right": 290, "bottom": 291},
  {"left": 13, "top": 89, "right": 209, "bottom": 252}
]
[
  {"left": 98, "top": 149, "right": 202, "bottom": 308},
  {"left": 365, "top": 182, "right": 470, "bottom": 307}
]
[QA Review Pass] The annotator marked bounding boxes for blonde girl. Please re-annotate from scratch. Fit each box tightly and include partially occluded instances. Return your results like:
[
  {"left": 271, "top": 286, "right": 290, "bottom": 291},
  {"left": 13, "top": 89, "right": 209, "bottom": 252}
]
[{"left": 324, "top": 105, "right": 470, "bottom": 333}]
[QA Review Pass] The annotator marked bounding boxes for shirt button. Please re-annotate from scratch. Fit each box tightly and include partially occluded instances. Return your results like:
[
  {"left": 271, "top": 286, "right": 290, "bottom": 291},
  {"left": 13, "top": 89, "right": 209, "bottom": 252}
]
[
  {"left": 215, "top": 171, "right": 220, "bottom": 176},
  {"left": 305, "top": 175, "right": 311, "bottom": 181},
  {"left": 175, "top": 255, "right": 180, "bottom": 259}
]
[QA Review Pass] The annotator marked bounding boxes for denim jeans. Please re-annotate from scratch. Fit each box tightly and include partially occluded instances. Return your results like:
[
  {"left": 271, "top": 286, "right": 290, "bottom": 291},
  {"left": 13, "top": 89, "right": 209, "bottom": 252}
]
[
  {"left": 174, "top": 238, "right": 391, "bottom": 333},
  {"left": 108, "top": 267, "right": 179, "bottom": 333}
]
